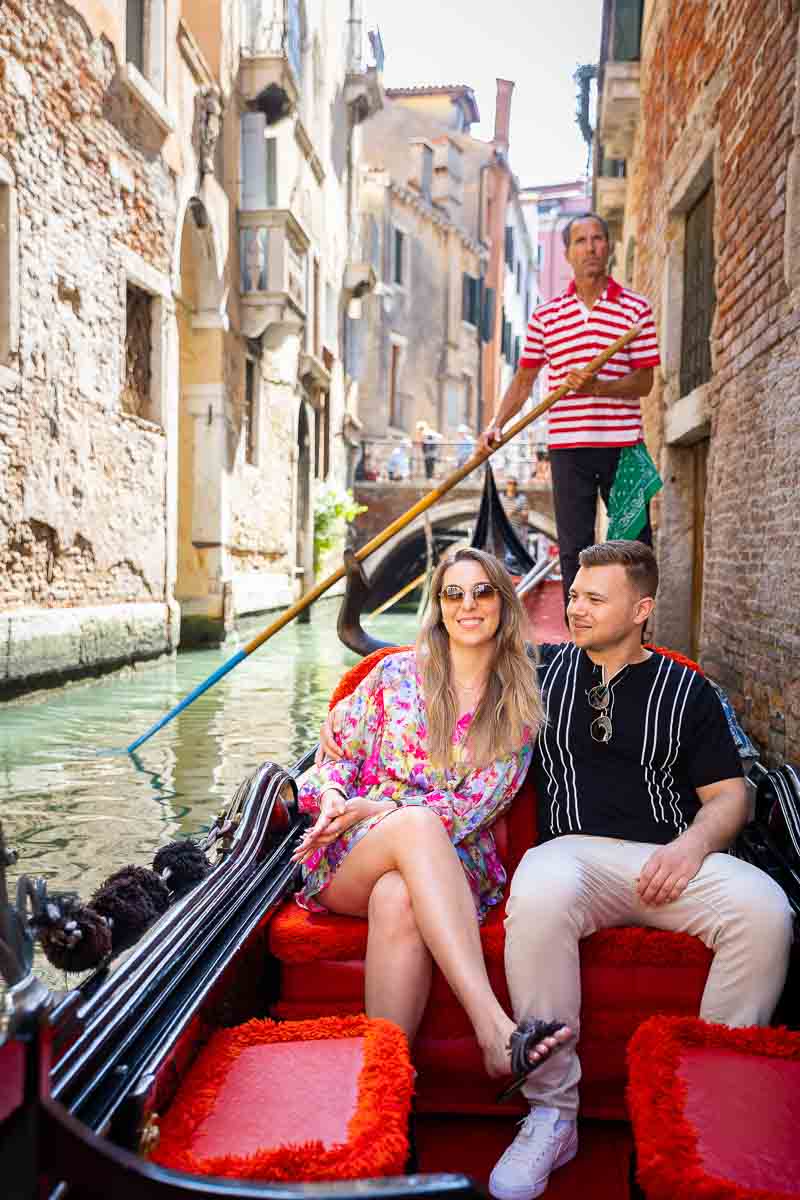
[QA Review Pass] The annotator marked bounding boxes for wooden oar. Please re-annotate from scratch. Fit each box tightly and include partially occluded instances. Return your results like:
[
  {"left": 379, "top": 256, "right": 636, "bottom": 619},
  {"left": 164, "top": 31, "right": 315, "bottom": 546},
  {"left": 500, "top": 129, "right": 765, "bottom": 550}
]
[
  {"left": 126, "top": 325, "right": 640, "bottom": 753},
  {"left": 367, "top": 570, "right": 428, "bottom": 618}
]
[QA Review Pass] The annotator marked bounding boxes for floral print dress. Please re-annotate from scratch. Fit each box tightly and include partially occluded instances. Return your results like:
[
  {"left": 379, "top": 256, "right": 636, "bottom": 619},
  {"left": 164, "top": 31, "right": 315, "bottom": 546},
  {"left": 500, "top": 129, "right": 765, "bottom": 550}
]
[{"left": 297, "top": 650, "right": 533, "bottom": 921}]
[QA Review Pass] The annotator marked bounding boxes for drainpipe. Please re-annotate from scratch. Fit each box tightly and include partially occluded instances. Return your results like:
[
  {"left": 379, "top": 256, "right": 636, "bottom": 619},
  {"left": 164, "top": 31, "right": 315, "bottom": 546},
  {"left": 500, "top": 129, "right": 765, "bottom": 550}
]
[{"left": 476, "top": 158, "right": 490, "bottom": 432}]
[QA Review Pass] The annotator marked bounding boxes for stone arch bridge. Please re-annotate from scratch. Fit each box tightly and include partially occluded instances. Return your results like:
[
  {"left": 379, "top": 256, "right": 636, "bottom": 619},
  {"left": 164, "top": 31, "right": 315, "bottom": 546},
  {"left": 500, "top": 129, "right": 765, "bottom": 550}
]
[{"left": 351, "top": 477, "right": 556, "bottom": 579}]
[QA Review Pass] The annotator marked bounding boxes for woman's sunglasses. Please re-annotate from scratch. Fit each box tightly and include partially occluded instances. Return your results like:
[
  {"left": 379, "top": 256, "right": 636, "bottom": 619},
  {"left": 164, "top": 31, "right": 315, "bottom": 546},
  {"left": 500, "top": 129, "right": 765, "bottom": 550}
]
[{"left": 439, "top": 583, "right": 500, "bottom": 606}]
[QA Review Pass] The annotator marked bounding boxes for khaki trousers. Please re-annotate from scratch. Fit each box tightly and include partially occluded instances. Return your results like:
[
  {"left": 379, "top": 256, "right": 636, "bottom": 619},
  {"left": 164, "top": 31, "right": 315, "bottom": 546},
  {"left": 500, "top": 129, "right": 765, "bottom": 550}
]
[{"left": 504, "top": 835, "right": 794, "bottom": 1119}]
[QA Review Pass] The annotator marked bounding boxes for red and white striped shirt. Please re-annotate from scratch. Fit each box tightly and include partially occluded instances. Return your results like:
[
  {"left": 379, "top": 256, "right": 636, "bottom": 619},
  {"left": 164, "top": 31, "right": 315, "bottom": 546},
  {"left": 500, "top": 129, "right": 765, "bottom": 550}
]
[{"left": 520, "top": 277, "right": 660, "bottom": 449}]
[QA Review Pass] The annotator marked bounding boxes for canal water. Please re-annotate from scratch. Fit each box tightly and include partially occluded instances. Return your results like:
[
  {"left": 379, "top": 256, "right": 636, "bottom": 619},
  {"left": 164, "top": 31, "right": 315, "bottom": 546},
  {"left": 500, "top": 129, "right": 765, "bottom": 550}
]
[{"left": 1, "top": 602, "right": 418, "bottom": 990}]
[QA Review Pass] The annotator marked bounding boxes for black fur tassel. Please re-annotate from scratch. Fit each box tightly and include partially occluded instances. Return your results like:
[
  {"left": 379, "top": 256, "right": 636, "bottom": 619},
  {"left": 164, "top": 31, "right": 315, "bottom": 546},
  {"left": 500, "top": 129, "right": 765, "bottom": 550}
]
[
  {"left": 31, "top": 893, "right": 112, "bottom": 973},
  {"left": 153, "top": 840, "right": 211, "bottom": 891},
  {"left": 90, "top": 866, "right": 170, "bottom": 950}
]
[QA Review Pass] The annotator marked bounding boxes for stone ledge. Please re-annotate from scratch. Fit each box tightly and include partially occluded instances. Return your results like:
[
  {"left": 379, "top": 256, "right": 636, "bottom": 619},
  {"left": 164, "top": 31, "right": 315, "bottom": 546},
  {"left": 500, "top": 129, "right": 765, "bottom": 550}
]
[
  {"left": 0, "top": 601, "right": 177, "bottom": 697},
  {"left": 599, "top": 61, "right": 641, "bottom": 160},
  {"left": 120, "top": 63, "right": 176, "bottom": 136},
  {"left": 665, "top": 384, "right": 711, "bottom": 445}
]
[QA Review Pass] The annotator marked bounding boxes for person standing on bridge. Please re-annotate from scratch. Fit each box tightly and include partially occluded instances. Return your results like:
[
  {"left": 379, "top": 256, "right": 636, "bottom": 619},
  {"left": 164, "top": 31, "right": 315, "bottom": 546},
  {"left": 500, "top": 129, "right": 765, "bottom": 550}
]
[
  {"left": 500, "top": 477, "right": 530, "bottom": 575},
  {"left": 480, "top": 213, "right": 661, "bottom": 608}
]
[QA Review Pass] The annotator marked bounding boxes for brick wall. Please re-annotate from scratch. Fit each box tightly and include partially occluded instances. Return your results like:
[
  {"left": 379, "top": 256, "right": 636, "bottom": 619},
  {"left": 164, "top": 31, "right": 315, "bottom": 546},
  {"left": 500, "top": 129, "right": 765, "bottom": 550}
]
[
  {"left": 629, "top": 0, "right": 800, "bottom": 763},
  {"left": 0, "top": 0, "right": 175, "bottom": 611}
]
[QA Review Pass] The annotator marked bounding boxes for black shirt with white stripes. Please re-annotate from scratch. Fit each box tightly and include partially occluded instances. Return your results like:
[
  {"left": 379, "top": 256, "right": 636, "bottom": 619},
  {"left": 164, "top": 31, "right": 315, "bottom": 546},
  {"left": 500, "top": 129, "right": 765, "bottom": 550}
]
[{"left": 532, "top": 643, "right": 743, "bottom": 845}]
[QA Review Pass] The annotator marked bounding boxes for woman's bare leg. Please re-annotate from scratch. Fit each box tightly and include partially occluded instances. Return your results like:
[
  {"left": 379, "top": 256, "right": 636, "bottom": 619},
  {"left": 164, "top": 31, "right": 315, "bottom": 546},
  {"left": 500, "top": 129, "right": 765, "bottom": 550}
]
[
  {"left": 320, "top": 807, "right": 568, "bottom": 1076},
  {"left": 365, "top": 871, "right": 432, "bottom": 1042}
]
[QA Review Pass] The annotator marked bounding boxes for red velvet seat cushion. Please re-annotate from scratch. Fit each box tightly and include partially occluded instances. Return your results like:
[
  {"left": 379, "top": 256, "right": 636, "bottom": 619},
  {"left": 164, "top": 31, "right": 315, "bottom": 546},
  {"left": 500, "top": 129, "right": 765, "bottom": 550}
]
[
  {"left": 269, "top": 865, "right": 712, "bottom": 1120},
  {"left": 152, "top": 1016, "right": 413, "bottom": 1182},
  {"left": 628, "top": 1016, "right": 800, "bottom": 1198}
]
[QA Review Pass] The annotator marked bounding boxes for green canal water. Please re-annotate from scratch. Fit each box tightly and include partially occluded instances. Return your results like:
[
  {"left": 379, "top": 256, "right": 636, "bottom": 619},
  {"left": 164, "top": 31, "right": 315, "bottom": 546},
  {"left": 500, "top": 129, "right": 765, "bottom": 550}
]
[{"left": 0, "top": 602, "right": 418, "bottom": 990}]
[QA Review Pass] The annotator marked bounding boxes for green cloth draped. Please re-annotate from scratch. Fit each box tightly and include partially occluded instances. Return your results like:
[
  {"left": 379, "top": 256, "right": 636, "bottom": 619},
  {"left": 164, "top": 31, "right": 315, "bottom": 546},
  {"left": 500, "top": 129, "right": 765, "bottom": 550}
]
[{"left": 606, "top": 443, "right": 663, "bottom": 541}]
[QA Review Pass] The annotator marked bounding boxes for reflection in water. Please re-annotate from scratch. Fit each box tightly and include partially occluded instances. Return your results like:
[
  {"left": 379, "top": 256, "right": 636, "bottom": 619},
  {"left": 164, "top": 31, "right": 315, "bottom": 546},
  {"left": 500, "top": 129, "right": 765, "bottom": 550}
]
[{"left": 0, "top": 603, "right": 417, "bottom": 989}]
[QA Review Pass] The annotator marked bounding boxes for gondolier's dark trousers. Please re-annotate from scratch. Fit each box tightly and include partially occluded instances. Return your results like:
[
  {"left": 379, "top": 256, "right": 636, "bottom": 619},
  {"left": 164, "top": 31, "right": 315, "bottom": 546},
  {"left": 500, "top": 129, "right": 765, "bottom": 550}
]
[{"left": 549, "top": 445, "right": 652, "bottom": 608}]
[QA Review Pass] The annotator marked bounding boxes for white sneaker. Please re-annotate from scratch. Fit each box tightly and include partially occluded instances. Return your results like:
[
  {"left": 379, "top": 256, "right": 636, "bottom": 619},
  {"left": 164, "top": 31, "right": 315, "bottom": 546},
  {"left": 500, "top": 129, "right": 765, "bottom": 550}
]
[{"left": 488, "top": 1107, "right": 578, "bottom": 1200}]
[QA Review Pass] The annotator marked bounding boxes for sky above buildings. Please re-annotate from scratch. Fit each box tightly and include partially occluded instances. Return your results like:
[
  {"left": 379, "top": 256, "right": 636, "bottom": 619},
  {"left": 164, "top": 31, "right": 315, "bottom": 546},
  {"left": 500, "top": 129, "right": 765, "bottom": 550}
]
[{"left": 369, "top": 0, "right": 603, "bottom": 189}]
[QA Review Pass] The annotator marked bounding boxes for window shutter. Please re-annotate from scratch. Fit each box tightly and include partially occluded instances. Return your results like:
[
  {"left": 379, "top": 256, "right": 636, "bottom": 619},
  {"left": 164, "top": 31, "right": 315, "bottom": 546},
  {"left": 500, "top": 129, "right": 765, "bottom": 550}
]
[
  {"left": 393, "top": 227, "right": 405, "bottom": 285},
  {"left": 265, "top": 137, "right": 277, "bottom": 207},
  {"left": 472, "top": 276, "right": 482, "bottom": 326},
  {"left": 241, "top": 113, "right": 267, "bottom": 210},
  {"left": 462, "top": 273, "right": 471, "bottom": 322},
  {"left": 126, "top": 0, "right": 145, "bottom": 73},
  {"left": 481, "top": 286, "right": 495, "bottom": 343},
  {"left": 345, "top": 314, "right": 364, "bottom": 380},
  {"left": 287, "top": 0, "right": 303, "bottom": 81},
  {"left": 368, "top": 215, "right": 380, "bottom": 272},
  {"left": 504, "top": 226, "right": 514, "bottom": 268},
  {"left": 421, "top": 146, "right": 433, "bottom": 200}
]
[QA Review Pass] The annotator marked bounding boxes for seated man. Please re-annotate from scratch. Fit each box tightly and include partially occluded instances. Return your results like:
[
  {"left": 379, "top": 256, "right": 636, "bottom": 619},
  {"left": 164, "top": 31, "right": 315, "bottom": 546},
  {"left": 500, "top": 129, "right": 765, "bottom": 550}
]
[{"left": 490, "top": 540, "right": 793, "bottom": 1200}]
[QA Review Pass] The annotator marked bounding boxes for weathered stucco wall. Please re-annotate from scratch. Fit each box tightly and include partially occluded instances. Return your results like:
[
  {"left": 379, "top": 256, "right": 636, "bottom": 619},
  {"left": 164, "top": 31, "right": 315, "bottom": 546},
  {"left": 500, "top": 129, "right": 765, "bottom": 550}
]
[{"left": 0, "top": 0, "right": 178, "bottom": 689}]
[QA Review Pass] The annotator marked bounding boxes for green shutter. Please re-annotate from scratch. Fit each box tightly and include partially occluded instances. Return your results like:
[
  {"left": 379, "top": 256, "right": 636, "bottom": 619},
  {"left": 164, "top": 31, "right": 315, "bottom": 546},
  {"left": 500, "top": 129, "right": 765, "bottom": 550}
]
[
  {"left": 613, "top": 0, "right": 644, "bottom": 61},
  {"left": 481, "top": 286, "right": 495, "bottom": 343}
]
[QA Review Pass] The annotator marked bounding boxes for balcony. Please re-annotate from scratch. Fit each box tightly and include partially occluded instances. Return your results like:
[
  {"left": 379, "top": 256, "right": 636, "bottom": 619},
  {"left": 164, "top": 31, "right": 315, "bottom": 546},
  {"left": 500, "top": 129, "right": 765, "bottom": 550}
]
[
  {"left": 595, "top": 175, "right": 628, "bottom": 225},
  {"left": 238, "top": 208, "right": 310, "bottom": 339},
  {"left": 598, "top": 61, "right": 641, "bottom": 160},
  {"left": 240, "top": 0, "right": 302, "bottom": 117},
  {"left": 343, "top": 261, "right": 376, "bottom": 301},
  {"left": 344, "top": 65, "right": 383, "bottom": 124}
]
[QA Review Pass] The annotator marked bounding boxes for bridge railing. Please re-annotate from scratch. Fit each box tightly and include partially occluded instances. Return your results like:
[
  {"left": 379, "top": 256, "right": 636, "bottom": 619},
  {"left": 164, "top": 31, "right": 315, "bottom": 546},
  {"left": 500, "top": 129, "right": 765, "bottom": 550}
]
[{"left": 354, "top": 437, "right": 552, "bottom": 487}]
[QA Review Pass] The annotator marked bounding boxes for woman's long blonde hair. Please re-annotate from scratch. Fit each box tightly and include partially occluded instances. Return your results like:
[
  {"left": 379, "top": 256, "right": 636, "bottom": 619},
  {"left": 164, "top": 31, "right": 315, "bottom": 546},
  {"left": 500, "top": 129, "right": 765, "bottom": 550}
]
[{"left": 416, "top": 548, "right": 545, "bottom": 769}]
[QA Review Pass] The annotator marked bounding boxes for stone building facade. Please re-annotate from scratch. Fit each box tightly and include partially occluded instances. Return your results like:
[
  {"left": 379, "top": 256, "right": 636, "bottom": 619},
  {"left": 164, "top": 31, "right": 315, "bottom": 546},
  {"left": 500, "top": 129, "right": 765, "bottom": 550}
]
[
  {"left": 353, "top": 80, "right": 540, "bottom": 480},
  {"left": 353, "top": 85, "right": 485, "bottom": 474},
  {"left": 0, "top": 0, "right": 382, "bottom": 694},
  {"left": 595, "top": 0, "right": 800, "bottom": 763}
]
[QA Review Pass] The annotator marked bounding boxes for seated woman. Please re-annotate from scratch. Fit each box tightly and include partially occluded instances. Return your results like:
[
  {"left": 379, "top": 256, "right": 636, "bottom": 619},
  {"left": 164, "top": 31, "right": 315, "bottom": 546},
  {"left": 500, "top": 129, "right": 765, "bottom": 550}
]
[{"left": 292, "top": 548, "right": 570, "bottom": 1089}]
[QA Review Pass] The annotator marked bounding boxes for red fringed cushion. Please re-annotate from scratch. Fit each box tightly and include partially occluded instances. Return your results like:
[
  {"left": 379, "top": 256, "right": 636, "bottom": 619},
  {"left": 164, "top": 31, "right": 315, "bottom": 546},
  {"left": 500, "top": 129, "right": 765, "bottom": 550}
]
[
  {"left": 328, "top": 646, "right": 410, "bottom": 709},
  {"left": 628, "top": 1016, "right": 800, "bottom": 1199},
  {"left": 271, "top": 904, "right": 368, "bottom": 964},
  {"left": 152, "top": 1015, "right": 413, "bottom": 1182},
  {"left": 647, "top": 645, "right": 704, "bottom": 675},
  {"left": 269, "top": 897, "right": 709, "bottom": 970},
  {"left": 270, "top": 900, "right": 506, "bottom": 966},
  {"left": 580, "top": 926, "right": 711, "bottom": 968}
]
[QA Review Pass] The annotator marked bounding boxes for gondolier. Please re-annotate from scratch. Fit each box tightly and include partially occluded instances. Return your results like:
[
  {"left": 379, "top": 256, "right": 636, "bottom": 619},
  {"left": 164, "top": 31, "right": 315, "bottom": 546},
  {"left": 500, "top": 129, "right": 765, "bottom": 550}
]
[{"left": 480, "top": 212, "right": 661, "bottom": 607}]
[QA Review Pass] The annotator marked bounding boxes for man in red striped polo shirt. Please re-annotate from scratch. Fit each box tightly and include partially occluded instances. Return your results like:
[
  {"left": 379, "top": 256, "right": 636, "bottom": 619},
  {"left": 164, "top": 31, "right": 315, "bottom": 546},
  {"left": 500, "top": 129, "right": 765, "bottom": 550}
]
[{"left": 481, "top": 213, "right": 660, "bottom": 606}]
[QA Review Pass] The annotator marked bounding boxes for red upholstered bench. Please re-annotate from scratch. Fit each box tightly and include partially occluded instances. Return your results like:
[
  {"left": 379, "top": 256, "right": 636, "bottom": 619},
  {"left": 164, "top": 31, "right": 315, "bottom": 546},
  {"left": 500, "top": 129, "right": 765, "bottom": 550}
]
[
  {"left": 268, "top": 648, "right": 713, "bottom": 1121},
  {"left": 628, "top": 1016, "right": 800, "bottom": 1198},
  {"left": 152, "top": 1015, "right": 413, "bottom": 1182}
]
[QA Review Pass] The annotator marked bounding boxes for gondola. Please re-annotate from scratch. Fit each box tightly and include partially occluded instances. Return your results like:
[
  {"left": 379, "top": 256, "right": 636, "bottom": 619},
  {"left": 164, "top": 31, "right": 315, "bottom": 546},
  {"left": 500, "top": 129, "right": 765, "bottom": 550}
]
[{"left": 2, "top": 560, "right": 800, "bottom": 1200}]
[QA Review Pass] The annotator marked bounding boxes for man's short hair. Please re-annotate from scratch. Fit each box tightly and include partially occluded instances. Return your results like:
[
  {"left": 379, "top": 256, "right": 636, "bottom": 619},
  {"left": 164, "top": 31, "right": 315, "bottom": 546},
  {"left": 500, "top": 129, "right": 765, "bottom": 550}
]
[
  {"left": 578, "top": 540, "right": 659, "bottom": 598},
  {"left": 561, "top": 212, "right": 610, "bottom": 249}
]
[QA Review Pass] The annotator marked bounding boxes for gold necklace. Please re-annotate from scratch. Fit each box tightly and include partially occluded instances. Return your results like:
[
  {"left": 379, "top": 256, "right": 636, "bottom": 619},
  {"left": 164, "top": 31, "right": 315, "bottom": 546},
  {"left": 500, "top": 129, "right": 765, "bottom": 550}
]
[{"left": 454, "top": 674, "right": 487, "bottom": 693}]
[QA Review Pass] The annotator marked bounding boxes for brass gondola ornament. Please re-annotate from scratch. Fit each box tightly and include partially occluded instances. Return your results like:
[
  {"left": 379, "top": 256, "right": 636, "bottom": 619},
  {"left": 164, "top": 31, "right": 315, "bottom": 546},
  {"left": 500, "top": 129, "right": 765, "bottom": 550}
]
[{"left": 138, "top": 1110, "right": 161, "bottom": 1157}]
